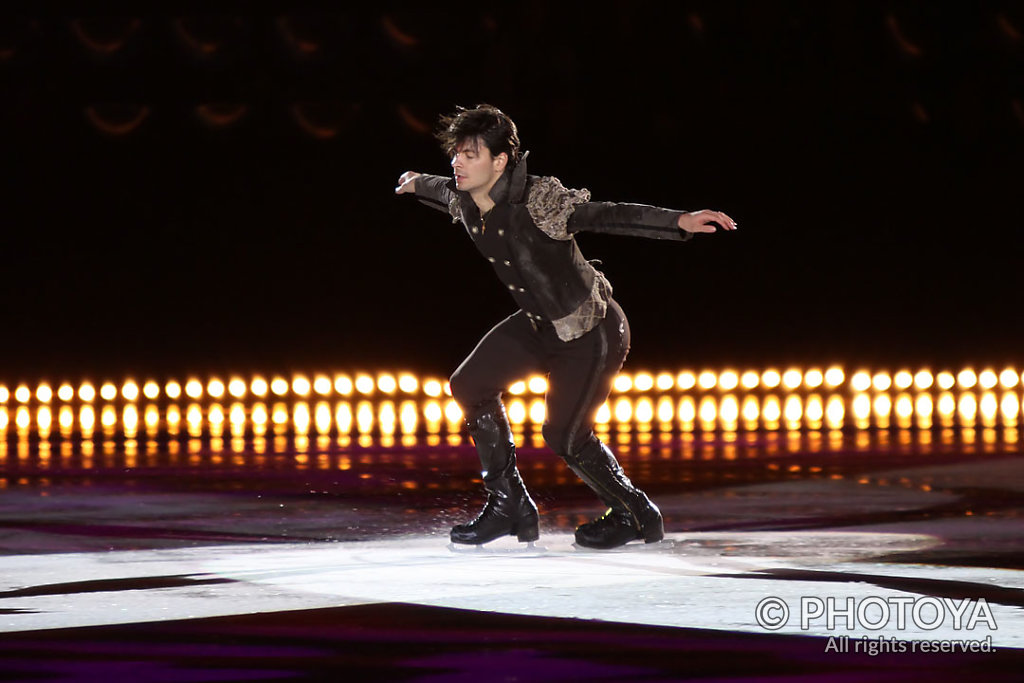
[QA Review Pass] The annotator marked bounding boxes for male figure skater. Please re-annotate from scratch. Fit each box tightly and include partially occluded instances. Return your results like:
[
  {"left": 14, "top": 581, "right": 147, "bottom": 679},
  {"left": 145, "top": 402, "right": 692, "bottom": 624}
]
[{"left": 395, "top": 104, "right": 736, "bottom": 549}]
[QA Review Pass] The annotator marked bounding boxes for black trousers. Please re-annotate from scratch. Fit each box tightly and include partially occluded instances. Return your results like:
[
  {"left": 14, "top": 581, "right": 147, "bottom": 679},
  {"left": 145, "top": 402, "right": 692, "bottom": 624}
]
[{"left": 449, "top": 299, "right": 631, "bottom": 458}]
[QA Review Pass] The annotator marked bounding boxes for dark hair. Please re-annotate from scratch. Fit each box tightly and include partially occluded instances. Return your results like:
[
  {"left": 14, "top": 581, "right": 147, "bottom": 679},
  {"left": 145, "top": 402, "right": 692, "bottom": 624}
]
[{"left": 435, "top": 104, "right": 521, "bottom": 165}]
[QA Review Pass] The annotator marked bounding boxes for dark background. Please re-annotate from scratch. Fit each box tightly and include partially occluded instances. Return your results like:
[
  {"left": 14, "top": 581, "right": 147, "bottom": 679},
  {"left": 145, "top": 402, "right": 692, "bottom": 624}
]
[{"left": 3, "top": 3, "right": 1023, "bottom": 383}]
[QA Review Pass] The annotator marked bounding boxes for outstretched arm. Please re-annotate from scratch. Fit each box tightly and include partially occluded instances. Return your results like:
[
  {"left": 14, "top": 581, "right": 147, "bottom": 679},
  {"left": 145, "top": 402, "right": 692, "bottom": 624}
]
[
  {"left": 569, "top": 201, "right": 737, "bottom": 241},
  {"left": 528, "top": 176, "right": 736, "bottom": 242},
  {"left": 395, "top": 171, "right": 455, "bottom": 215}
]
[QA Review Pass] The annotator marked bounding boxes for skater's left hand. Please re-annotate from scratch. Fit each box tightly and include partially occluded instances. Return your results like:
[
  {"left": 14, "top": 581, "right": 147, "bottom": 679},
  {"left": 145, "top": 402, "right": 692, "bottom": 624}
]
[{"left": 677, "top": 210, "right": 738, "bottom": 233}]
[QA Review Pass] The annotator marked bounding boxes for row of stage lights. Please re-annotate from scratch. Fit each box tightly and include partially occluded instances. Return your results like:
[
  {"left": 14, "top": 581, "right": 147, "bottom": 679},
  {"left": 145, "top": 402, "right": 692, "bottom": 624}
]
[
  {"left": 1, "top": 367, "right": 1023, "bottom": 405},
  {"left": 1, "top": 389, "right": 1022, "bottom": 438},
  {"left": 0, "top": 368, "right": 1019, "bottom": 405}
]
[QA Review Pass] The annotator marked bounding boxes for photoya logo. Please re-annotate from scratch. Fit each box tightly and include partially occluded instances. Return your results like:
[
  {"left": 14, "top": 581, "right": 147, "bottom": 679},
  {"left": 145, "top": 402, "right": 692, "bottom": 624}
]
[{"left": 755, "top": 596, "right": 998, "bottom": 632}]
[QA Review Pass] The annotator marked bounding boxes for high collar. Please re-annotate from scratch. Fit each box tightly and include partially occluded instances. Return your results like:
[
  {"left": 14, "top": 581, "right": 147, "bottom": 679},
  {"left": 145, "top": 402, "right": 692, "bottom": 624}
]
[{"left": 446, "top": 151, "right": 530, "bottom": 208}]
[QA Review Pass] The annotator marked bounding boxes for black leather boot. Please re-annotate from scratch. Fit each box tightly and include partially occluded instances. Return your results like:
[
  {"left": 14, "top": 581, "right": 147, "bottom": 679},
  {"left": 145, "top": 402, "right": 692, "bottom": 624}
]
[
  {"left": 562, "top": 437, "right": 664, "bottom": 549},
  {"left": 450, "top": 400, "right": 539, "bottom": 545}
]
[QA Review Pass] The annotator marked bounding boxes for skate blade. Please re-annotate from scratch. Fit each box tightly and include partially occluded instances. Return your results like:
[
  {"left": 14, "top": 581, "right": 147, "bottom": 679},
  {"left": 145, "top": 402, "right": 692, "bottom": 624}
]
[
  {"left": 448, "top": 540, "right": 548, "bottom": 554},
  {"left": 572, "top": 538, "right": 677, "bottom": 553}
]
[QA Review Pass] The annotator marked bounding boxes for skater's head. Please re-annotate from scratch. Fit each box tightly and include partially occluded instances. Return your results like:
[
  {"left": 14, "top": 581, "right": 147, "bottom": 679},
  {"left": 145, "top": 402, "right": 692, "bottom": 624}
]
[{"left": 437, "top": 105, "right": 521, "bottom": 193}]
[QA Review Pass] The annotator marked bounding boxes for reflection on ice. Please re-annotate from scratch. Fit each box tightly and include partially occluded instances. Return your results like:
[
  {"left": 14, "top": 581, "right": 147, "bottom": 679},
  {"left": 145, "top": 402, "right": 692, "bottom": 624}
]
[{"left": 3, "top": 530, "right": 1022, "bottom": 647}]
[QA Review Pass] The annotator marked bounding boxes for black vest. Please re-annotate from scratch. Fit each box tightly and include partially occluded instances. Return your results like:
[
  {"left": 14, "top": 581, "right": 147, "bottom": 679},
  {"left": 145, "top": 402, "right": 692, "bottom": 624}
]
[{"left": 449, "top": 157, "right": 596, "bottom": 323}]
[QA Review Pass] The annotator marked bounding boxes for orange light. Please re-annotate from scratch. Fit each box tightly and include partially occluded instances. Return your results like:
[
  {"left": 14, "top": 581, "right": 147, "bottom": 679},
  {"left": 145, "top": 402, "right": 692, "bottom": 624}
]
[
  {"left": 145, "top": 404, "right": 160, "bottom": 430},
  {"left": 507, "top": 400, "right": 527, "bottom": 425},
  {"left": 614, "top": 397, "right": 633, "bottom": 422},
  {"left": 121, "top": 381, "right": 140, "bottom": 401},
  {"left": 805, "top": 395, "right": 824, "bottom": 423},
  {"left": 719, "top": 395, "right": 739, "bottom": 424},
  {"left": 676, "top": 371, "right": 697, "bottom": 391},
  {"left": 206, "top": 379, "right": 225, "bottom": 399},
  {"left": 444, "top": 399, "right": 463, "bottom": 424},
  {"left": 852, "top": 394, "right": 871, "bottom": 421},
  {"left": 398, "top": 373, "right": 419, "bottom": 394},
  {"left": 15, "top": 385, "right": 31, "bottom": 403},
  {"left": 1001, "top": 393, "right": 1020, "bottom": 421},
  {"left": 824, "top": 367, "right": 845, "bottom": 388},
  {"left": 270, "top": 377, "right": 289, "bottom": 396},
  {"left": 378, "top": 401, "right": 396, "bottom": 435},
  {"left": 698, "top": 371, "right": 717, "bottom": 391},
  {"left": 100, "top": 383, "right": 118, "bottom": 401},
  {"left": 978, "top": 370, "right": 998, "bottom": 390},
  {"left": 698, "top": 396, "right": 717, "bottom": 424},
  {"left": 677, "top": 396, "right": 696, "bottom": 423},
  {"left": 873, "top": 394, "right": 892, "bottom": 419},
  {"left": 334, "top": 374, "right": 354, "bottom": 395},
  {"left": 913, "top": 370, "right": 934, "bottom": 391},
  {"left": 613, "top": 374, "right": 632, "bottom": 392},
  {"left": 958, "top": 393, "right": 978, "bottom": 421},
  {"left": 101, "top": 405, "right": 118, "bottom": 428},
  {"left": 741, "top": 371, "right": 760, "bottom": 390},
  {"left": 227, "top": 378, "right": 247, "bottom": 398},
  {"left": 313, "top": 375, "right": 333, "bottom": 396},
  {"left": 293, "top": 402, "right": 311, "bottom": 434},
  {"left": 80, "top": 405, "right": 96, "bottom": 431},
  {"left": 528, "top": 375, "right": 549, "bottom": 394},
  {"left": 655, "top": 373, "right": 675, "bottom": 391},
  {"left": 335, "top": 402, "right": 352, "bottom": 433},
  {"left": 355, "top": 374, "right": 375, "bottom": 395},
  {"left": 850, "top": 371, "right": 871, "bottom": 392},
  {"left": 781, "top": 369, "right": 802, "bottom": 390},
  {"left": 915, "top": 394, "right": 933, "bottom": 427},
  {"left": 635, "top": 397, "right": 654, "bottom": 423},
  {"left": 291, "top": 375, "right": 312, "bottom": 397},
  {"left": 656, "top": 396, "right": 674, "bottom": 422},
  {"left": 872, "top": 373, "right": 892, "bottom": 392},
  {"left": 957, "top": 369, "right": 977, "bottom": 389},
  {"left": 783, "top": 395, "right": 803, "bottom": 423},
  {"left": 143, "top": 381, "right": 160, "bottom": 400},
  {"left": 35, "top": 384, "right": 54, "bottom": 403},
  {"left": 377, "top": 374, "right": 397, "bottom": 394},
  {"left": 761, "top": 370, "right": 781, "bottom": 389},
  {"left": 250, "top": 377, "right": 269, "bottom": 398},
  {"left": 895, "top": 394, "right": 914, "bottom": 420},
  {"left": 825, "top": 396, "right": 845, "bottom": 428},
  {"left": 399, "top": 401, "right": 418, "bottom": 434},
  {"left": 528, "top": 399, "right": 546, "bottom": 424},
  {"left": 423, "top": 379, "right": 443, "bottom": 397},
  {"left": 742, "top": 395, "right": 760, "bottom": 423},
  {"left": 633, "top": 373, "right": 654, "bottom": 392},
  {"left": 358, "top": 401, "right": 378, "bottom": 432},
  {"left": 893, "top": 371, "right": 913, "bottom": 390},
  {"left": 165, "top": 381, "right": 182, "bottom": 400},
  {"left": 184, "top": 380, "right": 203, "bottom": 400},
  {"left": 718, "top": 371, "right": 739, "bottom": 391}
]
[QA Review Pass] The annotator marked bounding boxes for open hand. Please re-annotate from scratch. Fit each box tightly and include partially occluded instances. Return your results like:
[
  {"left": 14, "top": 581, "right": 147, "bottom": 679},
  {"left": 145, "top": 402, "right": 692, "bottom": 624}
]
[
  {"left": 395, "top": 171, "right": 421, "bottom": 194},
  {"left": 678, "top": 210, "right": 738, "bottom": 233}
]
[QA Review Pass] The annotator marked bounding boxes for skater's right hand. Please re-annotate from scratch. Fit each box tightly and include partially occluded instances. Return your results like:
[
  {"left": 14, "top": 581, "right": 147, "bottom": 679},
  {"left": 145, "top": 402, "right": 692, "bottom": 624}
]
[{"left": 395, "top": 171, "right": 420, "bottom": 195}]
